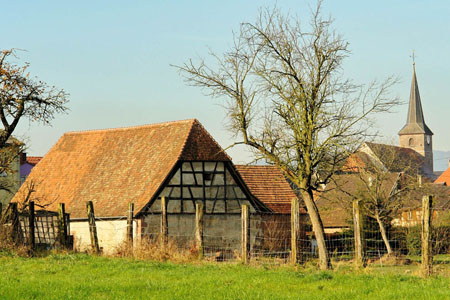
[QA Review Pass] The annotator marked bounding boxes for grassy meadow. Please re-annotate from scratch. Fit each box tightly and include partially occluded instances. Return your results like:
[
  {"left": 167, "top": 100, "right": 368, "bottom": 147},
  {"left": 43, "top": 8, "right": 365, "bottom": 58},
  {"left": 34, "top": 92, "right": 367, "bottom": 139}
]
[{"left": 1, "top": 253, "right": 450, "bottom": 300}]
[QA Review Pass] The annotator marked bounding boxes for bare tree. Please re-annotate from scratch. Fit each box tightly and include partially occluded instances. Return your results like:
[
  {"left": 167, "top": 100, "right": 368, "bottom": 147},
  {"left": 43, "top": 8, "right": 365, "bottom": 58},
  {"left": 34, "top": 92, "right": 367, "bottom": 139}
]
[
  {"left": 339, "top": 143, "right": 420, "bottom": 255},
  {"left": 16, "top": 179, "right": 59, "bottom": 212},
  {"left": 175, "top": 3, "right": 399, "bottom": 269},
  {"left": 0, "top": 49, "right": 68, "bottom": 188}
]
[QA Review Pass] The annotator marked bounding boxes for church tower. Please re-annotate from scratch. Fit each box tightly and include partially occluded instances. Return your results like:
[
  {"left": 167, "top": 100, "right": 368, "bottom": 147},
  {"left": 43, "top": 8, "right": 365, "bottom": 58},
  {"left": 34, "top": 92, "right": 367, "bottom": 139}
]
[{"left": 398, "top": 63, "right": 434, "bottom": 173}]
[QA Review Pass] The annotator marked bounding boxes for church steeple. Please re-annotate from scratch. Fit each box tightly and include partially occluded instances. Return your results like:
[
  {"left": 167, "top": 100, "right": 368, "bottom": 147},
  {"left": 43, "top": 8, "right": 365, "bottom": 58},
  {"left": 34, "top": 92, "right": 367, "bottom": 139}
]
[
  {"left": 398, "top": 61, "right": 434, "bottom": 174},
  {"left": 398, "top": 64, "right": 433, "bottom": 136}
]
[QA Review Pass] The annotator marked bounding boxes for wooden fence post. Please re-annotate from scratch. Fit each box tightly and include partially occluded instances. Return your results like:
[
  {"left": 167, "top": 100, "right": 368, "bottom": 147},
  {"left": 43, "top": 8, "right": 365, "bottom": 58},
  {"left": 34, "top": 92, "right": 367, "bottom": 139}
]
[
  {"left": 353, "top": 199, "right": 365, "bottom": 267},
  {"left": 160, "top": 197, "right": 168, "bottom": 245},
  {"left": 58, "top": 203, "right": 68, "bottom": 248},
  {"left": 0, "top": 202, "right": 4, "bottom": 225},
  {"left": 127, "top": 202, "right": 134, "bottom": 244},
  {"left": 422, "top": 195, "right": 433, "bottom": 277},
  {"left": 241, "top": 204, "right": 250, "bottom": 264},
  {"left": 291, "top": 197, "right": 300, "bottom": 265},
  {"left": 195, "top": 202, "right": 204, "bottom": 259},
  {"left": 29, "top": 201, "right": 35, "bottom": 250},
  {"left": 86, "top": 201, "right": 100, "bottom": 254}
]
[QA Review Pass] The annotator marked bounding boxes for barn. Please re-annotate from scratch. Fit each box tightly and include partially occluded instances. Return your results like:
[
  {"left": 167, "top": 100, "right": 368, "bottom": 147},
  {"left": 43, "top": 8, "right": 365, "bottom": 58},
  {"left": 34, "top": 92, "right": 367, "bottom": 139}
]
[{"left": 12, "top": 119, "right": 303, "bottom": 256}]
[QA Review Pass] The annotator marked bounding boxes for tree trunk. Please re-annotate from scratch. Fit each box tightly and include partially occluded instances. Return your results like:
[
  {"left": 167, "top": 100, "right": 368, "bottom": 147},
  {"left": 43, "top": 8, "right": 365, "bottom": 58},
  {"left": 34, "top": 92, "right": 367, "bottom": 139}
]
[
  {"left": 375, "top": 212, "right": 393, "bottom": 255},
  {"left": 302, "top": 190, "right": 332, "bottom": 270}
]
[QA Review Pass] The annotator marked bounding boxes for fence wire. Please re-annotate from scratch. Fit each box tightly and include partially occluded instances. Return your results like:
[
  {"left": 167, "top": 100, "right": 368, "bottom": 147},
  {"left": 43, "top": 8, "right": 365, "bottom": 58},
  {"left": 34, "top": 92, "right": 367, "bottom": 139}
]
[{"left": 2, "top": 201, "right": 446, "bottom": 270}]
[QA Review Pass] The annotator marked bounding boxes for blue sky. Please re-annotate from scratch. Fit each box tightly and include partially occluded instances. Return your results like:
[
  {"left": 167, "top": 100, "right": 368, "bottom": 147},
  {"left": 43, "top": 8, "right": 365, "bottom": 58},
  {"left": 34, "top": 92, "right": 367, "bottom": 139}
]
[{"left": 2, "top": 1, "right": 450, "bottom": 167}]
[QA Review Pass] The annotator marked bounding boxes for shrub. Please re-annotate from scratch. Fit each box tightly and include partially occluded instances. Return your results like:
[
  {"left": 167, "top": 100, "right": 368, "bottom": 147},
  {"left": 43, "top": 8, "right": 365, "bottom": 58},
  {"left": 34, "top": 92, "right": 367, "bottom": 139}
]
[
  {"left": 404, "top": 225, "right": 450, "bottom": 256},
  {"left": 406, "top": 226, "right": 421, "bottom": 256}
]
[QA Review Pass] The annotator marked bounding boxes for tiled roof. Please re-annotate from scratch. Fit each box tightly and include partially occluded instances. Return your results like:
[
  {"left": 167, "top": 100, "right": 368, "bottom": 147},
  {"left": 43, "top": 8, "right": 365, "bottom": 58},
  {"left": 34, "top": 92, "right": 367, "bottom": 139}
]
[
  {"left": 364, "top": 142, "right": 425, "bottom": 173},
  {"left": 26, "top": 156, "right": 42, "bottom": 165},
  {"left": 435, "top": 167, "right": 450, "bottom": 186},
  {"left": 12, "top": 119, "right": 230, "bottom": 218},
  {"left": 342, "top": 143, "right": 428, "bottom": 179},
  {"left": 342, "top": 152, "right": 373, "bottom": 173},
  {"left": 344, "top": 142, "right": 434, "bottom": 178},
  {"left": 235, "top": 165, "right": 304, "bottom": 214}
]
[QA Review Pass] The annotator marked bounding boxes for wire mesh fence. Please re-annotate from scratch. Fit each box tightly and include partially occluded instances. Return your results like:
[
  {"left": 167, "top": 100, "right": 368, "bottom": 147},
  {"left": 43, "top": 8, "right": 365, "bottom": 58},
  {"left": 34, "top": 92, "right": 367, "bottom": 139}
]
[
  {"left": 127, "top": 198, "right": 443, "bottom": 271},
  {"left": 2, "top": 196, "right": 446, "bottom": 276},
  {"left": 19, "top": 210, "right": 69, "bottom": 248},
  {"left": 0, "top": 202, "right": 70, "bottom": 250}
]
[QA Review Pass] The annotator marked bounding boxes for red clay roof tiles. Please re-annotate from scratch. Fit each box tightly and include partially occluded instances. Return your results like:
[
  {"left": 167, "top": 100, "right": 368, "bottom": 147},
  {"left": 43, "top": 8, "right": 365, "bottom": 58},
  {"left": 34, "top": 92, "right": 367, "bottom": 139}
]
[
  {"left": 435, "top": 167, "right": 450, "bottom": 186},
  {"left": 25, "top": 156, "right": 42, "bottom": 165},
  {"left": 12, "top": 119, "right": 231, "bottom": 218},
  {"left": 235, "top": 165, "right": 302, "bottom": 214}
]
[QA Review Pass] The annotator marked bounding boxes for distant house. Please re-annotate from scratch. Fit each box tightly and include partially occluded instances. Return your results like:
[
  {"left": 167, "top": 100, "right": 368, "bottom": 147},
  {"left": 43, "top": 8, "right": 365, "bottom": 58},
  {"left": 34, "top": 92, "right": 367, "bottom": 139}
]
[
  {"left": 434, "top": 160, "right": 450, "bottom": 186},
  {"left": 12, "top": 119, "right": 303, "bottom": 254},
  {"left": 392, "top": 184, "right": 450, "bottom": 227},
  {"left": 20, "top": 154, "right": 42, "bottom": 185}
]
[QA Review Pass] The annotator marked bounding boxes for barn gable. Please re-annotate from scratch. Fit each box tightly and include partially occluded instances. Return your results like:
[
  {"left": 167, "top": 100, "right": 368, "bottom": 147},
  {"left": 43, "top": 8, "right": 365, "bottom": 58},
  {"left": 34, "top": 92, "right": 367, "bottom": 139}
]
[{"left": 145, "top": 161, "right": 268, "bottom": 215}]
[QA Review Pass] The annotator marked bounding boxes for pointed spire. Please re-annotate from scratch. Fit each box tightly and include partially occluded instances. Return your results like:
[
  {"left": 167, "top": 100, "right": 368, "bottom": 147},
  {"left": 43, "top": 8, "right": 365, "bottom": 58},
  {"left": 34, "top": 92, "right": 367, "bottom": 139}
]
[{"left": 398, "top": 63, "right": 433, "bottom": 136}]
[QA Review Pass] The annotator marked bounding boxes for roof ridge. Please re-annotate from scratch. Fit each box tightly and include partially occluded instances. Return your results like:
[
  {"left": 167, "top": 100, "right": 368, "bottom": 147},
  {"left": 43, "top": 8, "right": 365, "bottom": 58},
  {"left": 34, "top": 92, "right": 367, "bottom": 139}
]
[
  {"left": 197, "top": 120, "right": 232, "bottom": 161},
  {"left": 179, "top": 119, "right": 232, "bottom": 161},
  {"left": 177, "top": 119, "right": 198, "bottom": 161},
  {"left": 64, "top": 119, "right": 197, "bottom": 135},
  {"left": 366, "top": 142, "right": 416, "bottom": 151}
]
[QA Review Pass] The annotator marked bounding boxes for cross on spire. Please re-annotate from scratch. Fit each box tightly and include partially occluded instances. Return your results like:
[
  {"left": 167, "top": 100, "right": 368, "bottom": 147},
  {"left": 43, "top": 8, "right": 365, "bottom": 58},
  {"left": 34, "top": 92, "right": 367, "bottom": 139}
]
[{"left": 398, "top": 57, "right": 433, "bottom": 136}]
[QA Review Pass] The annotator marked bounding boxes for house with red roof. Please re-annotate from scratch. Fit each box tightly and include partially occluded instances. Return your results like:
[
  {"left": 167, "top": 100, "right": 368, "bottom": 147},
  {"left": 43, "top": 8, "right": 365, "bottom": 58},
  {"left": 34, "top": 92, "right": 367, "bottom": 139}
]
[
  {"left": 12, "top": 119, "right": 302, "bottom": 254},
  {"left": 19, "top": 153, "right": 42, "bottom": 185},
  {"left": 435, "top": 160, "right": 450, "bottom": 186}
]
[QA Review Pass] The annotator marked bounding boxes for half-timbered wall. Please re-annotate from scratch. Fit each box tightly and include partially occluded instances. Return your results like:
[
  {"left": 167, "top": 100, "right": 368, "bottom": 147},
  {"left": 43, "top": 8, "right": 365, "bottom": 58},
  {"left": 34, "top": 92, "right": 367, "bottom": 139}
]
[{"left": 148, "top": 161, "right": 257, "bottom": 214}]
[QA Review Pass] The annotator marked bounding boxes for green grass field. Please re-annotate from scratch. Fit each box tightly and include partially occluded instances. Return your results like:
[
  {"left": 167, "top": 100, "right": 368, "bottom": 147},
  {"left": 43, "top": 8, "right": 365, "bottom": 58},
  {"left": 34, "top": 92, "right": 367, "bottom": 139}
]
[{"left": 1, "top": 254, "right": 450, "bottom": 300}]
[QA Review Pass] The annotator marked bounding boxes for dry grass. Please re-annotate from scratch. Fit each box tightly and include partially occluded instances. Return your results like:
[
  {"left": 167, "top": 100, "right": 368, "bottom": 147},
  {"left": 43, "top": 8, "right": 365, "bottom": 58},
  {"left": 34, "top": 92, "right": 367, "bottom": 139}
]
[
  {"left": 261, "top": 216, "right": 290, "bottom": 253},
  {"left": 367, "top": 254, "right": 413, "bottom": 266},
  {"left": 113, "top": 236, "right": 200, "bottom": 263},
  {"left": 0, "top": 222, "right": 29, "bottom": 257}
]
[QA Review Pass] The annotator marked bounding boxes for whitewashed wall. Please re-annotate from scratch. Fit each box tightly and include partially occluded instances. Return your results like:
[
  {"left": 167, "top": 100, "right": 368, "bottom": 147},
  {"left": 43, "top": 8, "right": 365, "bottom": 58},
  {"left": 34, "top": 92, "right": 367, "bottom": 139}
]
[{"left": 70, "top": 219, "right": 137, "bottom": 254}]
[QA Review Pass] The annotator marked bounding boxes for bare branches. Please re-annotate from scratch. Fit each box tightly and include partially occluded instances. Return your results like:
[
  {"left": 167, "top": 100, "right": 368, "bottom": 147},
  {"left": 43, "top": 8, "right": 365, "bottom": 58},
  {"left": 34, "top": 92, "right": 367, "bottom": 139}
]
[
  {"left": 175, "top": 3, "right": 399, "bottom": 270},
  {"left": 0, "top": 49, "right": 69, "bottom": 148},
  {"left": 17, "top": 179, "right": 58, "bottom": 212},
  {"left": 335, "top": 143, "right": 421, "bottom": 254}
]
